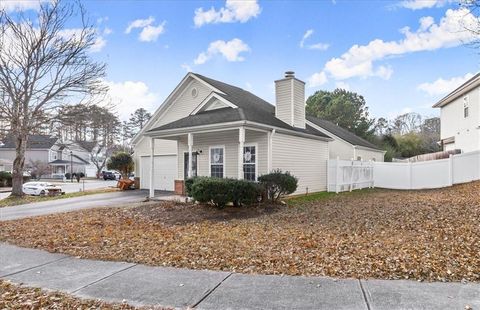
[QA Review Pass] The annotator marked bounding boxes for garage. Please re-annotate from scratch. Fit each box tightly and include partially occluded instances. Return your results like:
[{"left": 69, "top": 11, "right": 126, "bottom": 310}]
[{"left": 140, "top": 155, "right": 177, "bottom": 191}]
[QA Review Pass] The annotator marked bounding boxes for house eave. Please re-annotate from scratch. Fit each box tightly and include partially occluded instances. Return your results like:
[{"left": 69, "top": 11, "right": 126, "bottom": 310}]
[
  {"left": 433, "top": 73, "right": 480, "bottom": 108},
  {"left": 145, "top": 120, "right": 332, "bottom": 142}
]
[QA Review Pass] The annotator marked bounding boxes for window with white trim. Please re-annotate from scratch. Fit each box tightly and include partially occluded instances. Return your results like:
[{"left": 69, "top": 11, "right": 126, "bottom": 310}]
[
  {"left": 243, "top": 145, "right": 256, "bottom": 181},
  {"left": 210, "top": 147, "right": 224, "bottom": 178},
  {"left": 464, "top": 96, "right": 469, "bottom": 118}
]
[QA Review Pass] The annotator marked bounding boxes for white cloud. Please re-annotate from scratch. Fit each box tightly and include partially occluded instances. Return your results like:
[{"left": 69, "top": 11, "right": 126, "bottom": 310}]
[
  {"left": 335, "top": 81, "right": 350, "bottom": 90},
  {"left": 417, "top": 73, "right": 475, "bottom": 96},
  {"left": 139, "top": 22, "right": 166, "bottom": 42},
  {"left": 399, "top": 0, "right": 454, "bottom": 10},
  {"left": 58, "top": 28, "right": 108, "bottom": 53},
  {"left": 194, "top": 0, "right": 261, "bottom": 27},
  {"left": 308, "top": 43, "right": 330, "bottom": 51},
  {"left": 104, "top": 80, "right": 158, "bottom": 121},
  {"left": 194, "top": 38, "right": 250, "bottom": 65},
  {"left": 103, "top": 27, "right": 113, "bottom": 35},
  {"left": 181, "top": 63, "right": 192, "bottom": 72},
  {"left": 300, "top": 29, "right": 314, "bottom": 48},
  {"left": 299, "top": 29, "right": 330, "bottom": 51},
  {"left": 309, "top": 8, "right": 477, "bottom": 83},
  {"left": 125, "top": 17, "right": 154, "bottom": 34},
  {"left": 308, "top": 72, "right": 328, "bottom": 87},
  {"left": 0, "top": 0, "right": 48, "bottom": 12},
  {"left": 125, "top": 17, "right": 166, "bottom": 42},
  {"left": 91, "top": 36, "right": 106, "bottom": 53}
]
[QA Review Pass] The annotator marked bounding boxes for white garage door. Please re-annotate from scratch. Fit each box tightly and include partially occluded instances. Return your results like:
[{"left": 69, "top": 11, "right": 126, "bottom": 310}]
[{"left": 140, "top": 155, "right": 177, "bottom": 191}]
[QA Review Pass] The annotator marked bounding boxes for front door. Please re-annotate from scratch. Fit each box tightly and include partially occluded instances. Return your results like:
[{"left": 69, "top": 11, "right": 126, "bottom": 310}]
[{"left": 184, "top": 152, "right": 198, "bottom": 179}]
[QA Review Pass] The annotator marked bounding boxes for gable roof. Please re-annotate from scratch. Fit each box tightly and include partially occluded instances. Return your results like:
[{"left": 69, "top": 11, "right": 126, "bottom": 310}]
[
  {"left": 147, "top": 73, "right": 330, "bottom": 140},
  {"left": 0, "top": 134, "right": 58, "bottom": 149},
  {"left": 76, "top": 141, "right": 97, "bottom": 152},
  {"left": 306, "top": 116, "right": 380, "bottom": 150},
  {"left": 191, "top": 73, "right": 275, "bottom": 115},
  {"left": 433, "top": 72, "right": 480, "bottom": 108}
]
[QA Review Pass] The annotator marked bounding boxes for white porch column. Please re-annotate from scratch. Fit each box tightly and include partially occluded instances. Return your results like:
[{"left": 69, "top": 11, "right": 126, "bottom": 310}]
[
  {"left": 267, "top": 129, "right": 275, "bottom": 173},
  {"left": 149, "top": 137, "right": 155, "bottom": 198},
  {"left": 238, "top": 127, "right": 245, "bottom": 179},
  {"left": 187, "top": 133, "right": 193, "bottom": 178}
]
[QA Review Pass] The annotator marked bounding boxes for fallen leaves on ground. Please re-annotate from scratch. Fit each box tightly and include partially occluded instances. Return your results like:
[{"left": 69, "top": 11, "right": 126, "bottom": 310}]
[
  {"left": 0, "top": 280, "right": 168, "bottom": 309},
  {"left": 1, "top": 182, "right": 479, "bottom": 282}
]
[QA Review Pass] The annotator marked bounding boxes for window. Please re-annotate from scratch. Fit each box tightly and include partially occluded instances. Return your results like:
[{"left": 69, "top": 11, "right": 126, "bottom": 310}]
[
  {"left": 210, "top": 147, "right": 224, "bottom": 178},
  {"left": 184, "top": 152, "right": 198, "bottom": 179},
  {"left": 464, "top": 96, "right": 469, "bottom": 118},
  {"left": 243, "top": 145, "right": 256, "bottom": 181}
]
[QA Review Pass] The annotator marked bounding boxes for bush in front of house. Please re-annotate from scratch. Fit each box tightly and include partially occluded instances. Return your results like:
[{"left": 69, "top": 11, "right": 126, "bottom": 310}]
[
  {"left": 230, "top": 179, "right": 261, "bottom": 207},
  {"left": 188, "top": 177, "right": 260, "bottom": 208},
  {"left": 258, "top": 169, "right": 298, "bottom": 203},
  {"left": 0, "top": 171, "right": 12, "bottom": 187}
]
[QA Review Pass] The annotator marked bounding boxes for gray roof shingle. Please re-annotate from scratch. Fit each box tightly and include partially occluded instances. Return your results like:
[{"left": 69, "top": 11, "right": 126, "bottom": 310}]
[
  {"left": 0, "top": 134, "right": 58, "bottom": 149},
  {"left": 306, "top": 116, "right": 380, "bottom": 150}
]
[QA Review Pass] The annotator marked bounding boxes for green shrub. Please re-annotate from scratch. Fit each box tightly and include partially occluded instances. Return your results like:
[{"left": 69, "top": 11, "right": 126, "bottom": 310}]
[
  {"left": 0, "top": 171, "right": 12, "bottom": 187},
  {"left": 258, "top": 169, "right": 298, "bottom": 203},
  {"left": 189, "top": 177, "right": 259, "bottom": 208},
  {"left": 230, "top": 179, "right": 260, "bottom": 207}
]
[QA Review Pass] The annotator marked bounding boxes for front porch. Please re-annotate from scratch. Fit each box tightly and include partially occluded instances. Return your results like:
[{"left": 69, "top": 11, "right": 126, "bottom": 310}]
[
  {"left": 49, "top": 160, "right": 87, "bottom": 179},
  {"left": 146, "top": 126, "right": 275, "bottom": 198}
]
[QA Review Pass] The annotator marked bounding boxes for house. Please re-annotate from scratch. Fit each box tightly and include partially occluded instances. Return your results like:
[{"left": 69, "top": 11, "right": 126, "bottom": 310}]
[
  {"left": 0, "top": 158, "right": 13, "bottom": 172},
  {"left": 433, "top": 72, "right": 480, "bottom": 152},
  {"left": 133, "top": 71, "right": 381, "bottom": 197},
  {"left": 307, "top": 117, "right": 385, "bottom": 161},
  {"left": 0, "top": 134, "right": 99, "bottom": 178}
]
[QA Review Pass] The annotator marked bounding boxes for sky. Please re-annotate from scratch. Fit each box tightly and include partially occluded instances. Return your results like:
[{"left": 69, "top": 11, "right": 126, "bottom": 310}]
[{"left": 3, "top": 0, "right": 480, "bottom": 121}]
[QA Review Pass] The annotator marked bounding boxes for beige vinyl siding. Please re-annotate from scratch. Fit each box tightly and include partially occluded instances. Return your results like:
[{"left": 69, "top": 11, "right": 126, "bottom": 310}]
[
  {"left": 272, "top": 133, "right": 328, "bottom": 194},
  {"left": 177, "top": 129, "right": 268, "bottom": 180},
  {"left": 133, "top": 79, "right": 214, "bottom": 173},
  {"left": 355, "top": 148, "right": 384, "bottom": 162},
  {"left": 293, "top": 80, "right": 306, "bottom": 129},
  {"left": 275, "top": 79, "right": 292, "bottom": 126}
]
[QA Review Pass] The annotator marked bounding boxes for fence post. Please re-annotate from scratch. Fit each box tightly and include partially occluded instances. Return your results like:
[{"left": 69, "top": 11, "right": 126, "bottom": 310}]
[
  {"left": 448, "top": 154, "right": 454, "bottom": 186},
  {"left": 408, "top": 161, "right": 413, "bottom": 190},
  {"left": 335, "top": 156, "right": 339, "bottom": 194},
  {"left": 349, "top": 160, "right": 354, "bottom": 192}
]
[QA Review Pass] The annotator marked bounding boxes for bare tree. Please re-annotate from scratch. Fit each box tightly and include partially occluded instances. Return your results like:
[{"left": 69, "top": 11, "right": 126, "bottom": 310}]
[
  {"left": 27, "top": 160, "right": 52, "bottom": 180},
  {"left": 0, "top": 1, "right": 106, "bottom": 196},
  {"left": 391, "top": 113, "right": 423, "bottom": 135}
]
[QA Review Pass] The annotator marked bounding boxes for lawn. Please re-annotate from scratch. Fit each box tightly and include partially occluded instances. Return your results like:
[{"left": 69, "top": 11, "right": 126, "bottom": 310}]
[
  {"left": 0, "top": 182, "right": 479, "bottom": 282},
  {"left": 0, "top": 280, "right": 168, "bottom": 309},
  {"left": 0, "top": 188, "right": 118, "bottom": 208}
]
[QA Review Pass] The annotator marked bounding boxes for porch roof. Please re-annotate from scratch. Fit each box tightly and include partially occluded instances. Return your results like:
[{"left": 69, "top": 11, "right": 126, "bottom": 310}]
[
  {"left": 49, "top": 159, "right": 86, "bottom": 165},
  {"left": 147, "top": 107, "right": 330, "bottom": 140}
]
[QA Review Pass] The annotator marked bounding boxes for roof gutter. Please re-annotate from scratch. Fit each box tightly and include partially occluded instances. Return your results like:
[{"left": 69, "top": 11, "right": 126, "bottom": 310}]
[{"left": 145, "top": 120, "right": 333, "bottom": 142}]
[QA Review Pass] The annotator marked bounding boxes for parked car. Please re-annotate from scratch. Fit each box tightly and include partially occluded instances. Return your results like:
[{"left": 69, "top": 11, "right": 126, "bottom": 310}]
[
  {"left": 23, "top": 182, "right": 62, "bottom": 196},
  {"left": 102, "top": 171, "right": 119, "bottom": 180}
]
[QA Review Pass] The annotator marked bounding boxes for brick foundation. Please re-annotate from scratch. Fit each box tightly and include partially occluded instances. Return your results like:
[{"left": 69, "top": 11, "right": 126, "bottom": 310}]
[{"left": 174, "top": 180, "right": 185, "bottom": 195}]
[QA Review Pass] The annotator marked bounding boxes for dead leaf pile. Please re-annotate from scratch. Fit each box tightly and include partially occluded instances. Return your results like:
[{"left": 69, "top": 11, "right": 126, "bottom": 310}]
[
  {"left": 0, "top": 280, "right": 168, "bottom": 309},
  {"left": 1, "top": 181, "right": 479, "bottom": 282}
]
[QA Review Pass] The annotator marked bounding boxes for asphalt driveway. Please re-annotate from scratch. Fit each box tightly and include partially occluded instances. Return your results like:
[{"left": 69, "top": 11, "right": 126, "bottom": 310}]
[{"left": 0, "top": 190, "right": 149, "bottom": 221}]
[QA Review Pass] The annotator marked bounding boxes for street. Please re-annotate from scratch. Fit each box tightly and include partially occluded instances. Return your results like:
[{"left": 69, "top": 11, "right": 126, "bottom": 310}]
[{"left": 0, "top": 179, "right": 118, "bottom": 200}]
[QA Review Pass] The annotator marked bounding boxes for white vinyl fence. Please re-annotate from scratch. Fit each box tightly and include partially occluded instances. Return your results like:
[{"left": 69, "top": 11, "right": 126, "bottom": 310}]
[
  {"left": 327, "top": 159, "right": 374, "bottom": 193},
  {"left": 328, "top": 150, "right": 480, "bottom": 192}
]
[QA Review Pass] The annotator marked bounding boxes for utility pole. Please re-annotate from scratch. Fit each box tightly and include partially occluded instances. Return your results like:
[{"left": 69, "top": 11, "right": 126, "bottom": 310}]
[{"left": 70, "top": 151, "right": 73, "bottom": 183}]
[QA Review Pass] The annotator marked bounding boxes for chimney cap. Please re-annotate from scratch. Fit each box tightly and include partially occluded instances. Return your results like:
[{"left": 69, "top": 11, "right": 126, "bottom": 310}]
[{"left": 284, "top": 71, "right": 295, "bottom": 78}]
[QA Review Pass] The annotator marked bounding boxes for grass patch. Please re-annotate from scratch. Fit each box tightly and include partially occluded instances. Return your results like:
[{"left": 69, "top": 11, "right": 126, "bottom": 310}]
[
  {"left": 0, "top": 188, "right": 118, "bottom": 208},
  {"left": 287, "top": 188, "right": 379, "bottom": 206}
]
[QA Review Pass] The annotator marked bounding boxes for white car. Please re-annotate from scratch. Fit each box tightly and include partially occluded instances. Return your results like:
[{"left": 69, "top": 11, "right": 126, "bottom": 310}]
[{"left": 23, "top": 182, "right": 62, "bottom": 196}]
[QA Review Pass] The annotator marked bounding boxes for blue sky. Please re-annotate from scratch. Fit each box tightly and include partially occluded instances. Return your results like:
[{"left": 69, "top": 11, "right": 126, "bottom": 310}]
[{"left": 10, "top": 0, "right": 478, "bottom": 121}]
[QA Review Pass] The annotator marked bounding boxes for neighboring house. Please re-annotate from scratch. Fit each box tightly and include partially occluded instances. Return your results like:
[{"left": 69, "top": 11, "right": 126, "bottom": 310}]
[
  {"left": 433, "top": 72, "right": 480, "bottom": 152},
  {"left": 133, "top": 71, "right": 380, "bottom": 196},
  {"left": 0, "top": 158, "right": 13, "bottom": 172},
  {"left": 0, "top": 134, "right": 99, "bottom": 178},
  {"left": 307, "top": 116, "right": 385, "bottom": 161}
]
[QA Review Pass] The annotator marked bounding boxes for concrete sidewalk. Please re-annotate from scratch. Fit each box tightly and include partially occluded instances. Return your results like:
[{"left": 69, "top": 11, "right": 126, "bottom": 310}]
[{"left": 1, "top": 243, "right": 478, "bottom": 309}]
